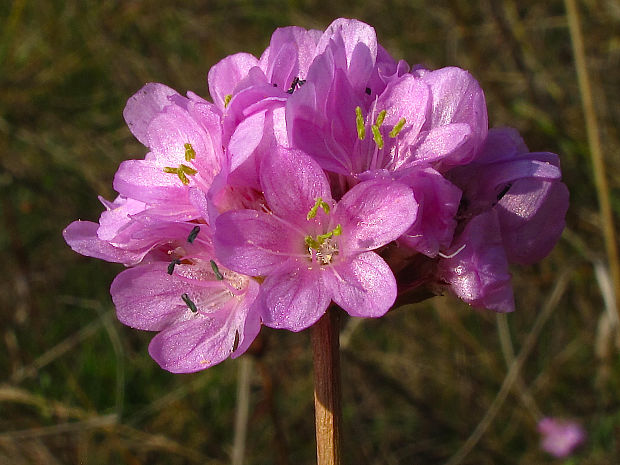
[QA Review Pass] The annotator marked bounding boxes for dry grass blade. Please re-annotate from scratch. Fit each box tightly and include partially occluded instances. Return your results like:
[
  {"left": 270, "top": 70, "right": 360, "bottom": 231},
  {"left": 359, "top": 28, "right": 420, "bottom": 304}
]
[
  {"left": 232, "top": 356, "right": 253, "bottom": 465},
  {"left": 10, "top": 309, "right": 114, "bottom": 384},
  {"left": 564, "top": 0, "right": 620, "bottom": 326},
  {"left": 0, "top": 414, "right": 118, "bottom": 440},
  {"left": 444, "top": 267, "right": 573, "bottom": 465}
]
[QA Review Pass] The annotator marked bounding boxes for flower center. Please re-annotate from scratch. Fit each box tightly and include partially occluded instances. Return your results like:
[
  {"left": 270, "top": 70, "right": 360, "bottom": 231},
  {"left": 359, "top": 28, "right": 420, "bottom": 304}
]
[{"left": 304, "top": 197, "right": 341, "bottom": 266}]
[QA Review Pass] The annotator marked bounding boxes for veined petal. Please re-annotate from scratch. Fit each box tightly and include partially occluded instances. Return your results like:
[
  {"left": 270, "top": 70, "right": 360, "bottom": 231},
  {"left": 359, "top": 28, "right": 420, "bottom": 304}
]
[
  {"left": 260, "top": 146, "right": 332, "bottom": 223},
  {"left": 123, "top": 83, "right": 180, "bottom": 146},
  {"left": 215, "top": 209, "right": 300, "bottom": 276},
  {"left": 113, "top": 159, "right": 189, "bottom": 203},
  {"left": 398, "top": 167, "right": 462, "bottom": 257},
  {"left": 334, "top": 180, "right": 417, "bottom": 252},
  {"left": 498, "top": 179, "right": 568, "bottom": 265},
  {"left": 63, "top": 220, "right": 144, "bottom": 265},
  {"left": 439, "top": 210, "right": 514, "bottom": 312},
  {"left": 260, "top": 266, "right": 330, "bottom": 331},
  {"left": 111, "top": 264, "right": 190, "bottom": 331},
  {"left": 422, "top": 67, "right": 488, "bottom": 166},
  {"left": 376, "top": 74, "right": 430, "bottom": 144},
  {"left": 412, "top": 123, "right": 472, "bottom": 165},
  {"left": 325, "top": 251, "right": 396, "bottom": 317},
  {"left": 208, "top": 52, "right": 260, "bottom": 110}
]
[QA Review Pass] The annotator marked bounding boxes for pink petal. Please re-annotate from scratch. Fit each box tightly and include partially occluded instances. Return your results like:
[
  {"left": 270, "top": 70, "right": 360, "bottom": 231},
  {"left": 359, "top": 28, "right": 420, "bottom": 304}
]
[
  {"left": 422, "top": 67, "right": 488, "bottom": 165},
  {"left": 260, "top": 146, "right": 332, "bottom": 222},
  {"left": 498, "top": 180, "right": 568, "bottom": 265},
  {"left": 375, "top": 74, "right": 430, "bottom": 145},
  {"left": 260, "top": 266, "right": 330, "bottom": 331},
  {"left": 334, "top": 180, "right": 417, "bottom": 252},
  {"left": 63, "top": 220, "right": 143, "bottom": 265},
  {"left": 111, "top": 264, "right": 189, "bottom": 331},
  {"left": 215, "top": 210, "right": 299, "bottom": 276},
  {"left": 123, "top": 83, "right": 180, "bottom": 146},
  {"left": 208, "top": 52, "right": 260, "bottom": 110},
  {"left": 413, "top": 123, "right": 472, "bottom": 165},
  {"left": 325, "top": 251, "right": 397, "bottom": 318},
  {"left": 439, "top": 211, "right": 514, "bottom": 312},
  {"left": 399, "top": 167, "right": 462, "bottom": 257}
]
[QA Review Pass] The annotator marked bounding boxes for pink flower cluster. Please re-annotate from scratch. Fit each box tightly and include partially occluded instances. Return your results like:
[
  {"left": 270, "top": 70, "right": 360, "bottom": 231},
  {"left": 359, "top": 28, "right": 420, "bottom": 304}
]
[{"left": 64, "top": 19, "right": 568, "bottom": 373}]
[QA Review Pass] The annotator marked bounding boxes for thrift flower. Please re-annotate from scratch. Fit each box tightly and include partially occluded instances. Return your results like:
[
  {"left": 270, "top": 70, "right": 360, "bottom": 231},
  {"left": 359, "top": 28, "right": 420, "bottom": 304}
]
[
  {"left": 214, "top": 146, "right": 417, "bottom": 331},
  {"left": 538, "top": 417, "right": 585, "bottom": 458}
]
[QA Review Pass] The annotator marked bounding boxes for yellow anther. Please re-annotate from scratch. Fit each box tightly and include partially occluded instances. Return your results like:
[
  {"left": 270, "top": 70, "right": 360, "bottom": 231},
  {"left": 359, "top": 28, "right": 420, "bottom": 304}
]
[
  {"left": 307, "top": 197, "right": 331, "bottom": 220},
  {"left": 177, "top": 169, "right": 189, "bottom": 185},
  {"left": 389, "top": 118, "right": 407, "bottom": 138},
  {"left": 305, "top": 224, "right": 343, "bottom": 251},
  {"left": 180, "top": 164, "right": 197, "bottom": 175},
  {"left": 163, "top": 164, "right": 197, "bottom": 185},
  {"left": 355, "top": 106, "right": 366, "bottom": 140},
  {"left": 224, "top": 94, "right": 232, "bottom": 107},
  {"left": 371, "top": 124, "right": 384, "bottom": 149},
  {"left": 184, "top": 143, "right": 196, "bottom": 161},
  {"left": 375, "top": 109, "right": 387, "bottom": 128}
]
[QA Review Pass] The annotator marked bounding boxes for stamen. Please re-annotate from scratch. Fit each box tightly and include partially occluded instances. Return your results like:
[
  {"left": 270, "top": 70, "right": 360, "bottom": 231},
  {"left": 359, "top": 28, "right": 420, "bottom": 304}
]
[
  {"left": 167, "top": 259, "right": 181, "bottom": 275},
  {"left": 187, "top": 226, "right": 201, "bottom": 243},
  {"left": 389, "top": 118, "right": 407, "bottom": 138},
  {"left": 375, "top": 109, "right": 387, "bottom": 128},
  {"left": 163, "top": 164, "right": 198, "bottom": 185},
  {"left": 224, "top": 94, "right": 232, "bottom": 107},
  {"left": 232, "top": 330, "right": 240, "bottom": 352},
  {"left": 304, "top": 224, "right": 342, "bottom": 250},
  {"left": 306, "top": 197, "right": 331, "bottom": 220},
  {"left": 180, "top": 164, "right": 197, "bottom": 175},
  {"left": 355, "top": 106, "right": 366, "bottom": 140},
  {"left": 210, "top": 260, "right": 224, "bottom": 281},
  {"left": 184, "top": 143, "right": 196, "bottom": 161},
  {"left": 181, "top": 293, "right": 198, "bottom": 313},
  {"left": 371, "top": 124, "right": 384, "bottom": 149}
]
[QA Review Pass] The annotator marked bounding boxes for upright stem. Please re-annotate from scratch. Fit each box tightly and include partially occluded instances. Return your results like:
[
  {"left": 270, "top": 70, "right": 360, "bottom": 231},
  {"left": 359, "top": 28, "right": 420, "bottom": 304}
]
[{"left": 311, "top": 309, "right": 342, "bottom": 465}]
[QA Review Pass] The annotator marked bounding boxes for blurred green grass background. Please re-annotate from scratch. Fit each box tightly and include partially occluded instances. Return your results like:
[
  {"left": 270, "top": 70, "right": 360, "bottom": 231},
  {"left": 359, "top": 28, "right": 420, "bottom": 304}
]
[{"left": 1, "top": 0, "right": 619, "bottom": 463}]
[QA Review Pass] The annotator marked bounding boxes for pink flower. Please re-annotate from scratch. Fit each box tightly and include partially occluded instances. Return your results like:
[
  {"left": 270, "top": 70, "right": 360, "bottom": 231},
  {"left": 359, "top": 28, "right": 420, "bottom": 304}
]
[
  {"left": 538, "top": 417, "right": 585, "bottom": 458},
  {"left": 214, "top": 146, "right": 417, "bottom": 331}
]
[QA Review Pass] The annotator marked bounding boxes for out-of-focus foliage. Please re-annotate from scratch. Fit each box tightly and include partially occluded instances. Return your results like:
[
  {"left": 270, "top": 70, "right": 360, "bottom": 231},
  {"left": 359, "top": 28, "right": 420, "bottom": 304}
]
[{"left": 1, "top": 0, "right": 619, "bottom": 463}]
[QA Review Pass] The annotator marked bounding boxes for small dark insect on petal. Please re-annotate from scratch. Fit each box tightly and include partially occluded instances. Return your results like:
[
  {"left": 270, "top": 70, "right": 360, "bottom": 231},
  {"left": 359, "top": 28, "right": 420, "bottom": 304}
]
[
  {"left": 187, "top": 226, "right": 201, "bottom": 243},
  {"left": 210, "top": 259, "right": 224, "bottom": 281},
  {"left": 286, "top": 77, "right": 300, "bottom": 94},
  {"left": 286, "top": 76, "right": 306, "bottom": 94},
  {"left": 181, "top": 293, "right": 198, "bottom": 313},
  {"left": 273, "top": 83, "right": 278, "bottom": 87},
  {"left": 232, "top": 330, "right": 240, "bottom": 352},
  {"left": 365, "top": 87, "right": 371, "bottom": 95},
  {"left": 167, "top": 259, "right": 181, "bottom": 275},
  {"left": 497, "top": 183, "right": 512, "bottom": 201}
]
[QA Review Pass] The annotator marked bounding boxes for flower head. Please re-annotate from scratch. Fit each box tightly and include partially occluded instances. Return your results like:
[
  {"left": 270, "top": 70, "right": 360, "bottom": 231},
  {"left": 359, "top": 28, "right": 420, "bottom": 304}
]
[
  {"left": 214, "top": 146, "right": 417, "bottom": 331},
  {"left": 538, "top": 417, "right": 585, "bottom": 458}
]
